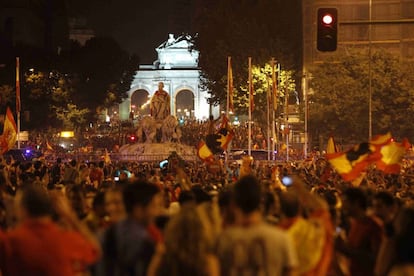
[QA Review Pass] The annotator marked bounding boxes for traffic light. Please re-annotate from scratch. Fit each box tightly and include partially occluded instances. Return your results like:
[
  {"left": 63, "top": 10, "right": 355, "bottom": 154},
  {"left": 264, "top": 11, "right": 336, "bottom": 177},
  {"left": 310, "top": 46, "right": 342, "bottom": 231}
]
[
  {"left": 317, "top": 8, "right": 338, "bottom": 52},
  {"left": 128, "top": 134, "right": 137, "bottom": 143}
]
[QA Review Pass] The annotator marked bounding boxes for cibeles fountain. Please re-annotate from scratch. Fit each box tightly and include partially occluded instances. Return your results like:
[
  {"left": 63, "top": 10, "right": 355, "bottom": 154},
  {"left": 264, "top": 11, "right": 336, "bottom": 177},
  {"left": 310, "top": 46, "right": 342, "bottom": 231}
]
[
  {"left": 118, "top": 81, "right": 197, "bottom": 162},
  {"left": 117, "top": 34, "right": 219, "bottom": 162}
]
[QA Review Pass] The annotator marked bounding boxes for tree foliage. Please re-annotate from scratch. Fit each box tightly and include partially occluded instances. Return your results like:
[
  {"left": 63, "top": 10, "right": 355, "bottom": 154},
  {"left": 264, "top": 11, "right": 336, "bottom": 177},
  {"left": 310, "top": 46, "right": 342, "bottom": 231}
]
[
  {"left": 233, "top": 62, "right": 296, "bottom": 126},
  {"left": 0, "top": 37, "right": 139, "bottom": 131},
  {"left": 193, "top": 0, "right": 302, "bottom": 108},
  {"left": 309, "top": 50, "right": 414, "bottom": 145}
]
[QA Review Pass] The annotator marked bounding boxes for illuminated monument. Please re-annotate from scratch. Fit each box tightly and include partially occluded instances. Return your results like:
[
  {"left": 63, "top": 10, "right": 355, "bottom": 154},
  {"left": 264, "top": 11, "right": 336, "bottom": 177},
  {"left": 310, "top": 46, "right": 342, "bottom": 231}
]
[{"left": 119, "top": 34, "right": 219, "bottom": 121}]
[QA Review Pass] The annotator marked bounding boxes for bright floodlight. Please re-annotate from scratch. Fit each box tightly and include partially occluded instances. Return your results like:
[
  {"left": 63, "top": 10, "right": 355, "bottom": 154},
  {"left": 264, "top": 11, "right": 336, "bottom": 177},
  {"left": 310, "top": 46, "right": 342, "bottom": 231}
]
[{"left": 322, "top": 14, "right": 333, "bottom": 25}]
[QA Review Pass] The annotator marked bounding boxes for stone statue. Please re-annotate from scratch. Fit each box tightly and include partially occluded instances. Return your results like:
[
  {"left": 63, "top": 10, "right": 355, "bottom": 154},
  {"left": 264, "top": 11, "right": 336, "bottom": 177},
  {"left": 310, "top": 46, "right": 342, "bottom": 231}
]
[
  {"left": 136, "top": 116, "right": 157, "bottom": 143},
  {"left": 150, "top": 82, "right": 171, "bottom": 121},
  {"left": 161, "top": 115, "right": 179, "bottom": 143}
]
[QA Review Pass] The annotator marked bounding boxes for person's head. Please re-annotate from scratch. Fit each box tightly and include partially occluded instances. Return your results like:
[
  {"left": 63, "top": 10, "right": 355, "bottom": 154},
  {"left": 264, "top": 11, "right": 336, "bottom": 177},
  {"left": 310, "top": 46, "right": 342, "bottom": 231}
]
[
  {"left": 92, "top": 191, "right": 107, "bottom": 218},
  {"left": 66, "top": 185, "right": 87, "bottom": 219},
  {"left": 158, "top": 82, "right": 164, "bottom": 90},
  {"left": 373, "top": 191, "right": 396, "bottom": 223},
  {"left": 342, "top": 187, "right": 368, "bottom": 217},
  {"left": 104, "top": 188, "right": 125, "bottom": 223},
  {"left": 15, "top": 185, "right": 53, "bottom": 221},
  {"left": 279, "top": 191, "right": 300, "bottom": 218},
  {"left": 178, "top": 190, "right": 196, "bottom": 206},
  {"left": 70, "top": 159, "right": 77, "bottom": 167},
  {"left": 163, "top": 203, "right": 220, "bottom": 270},
  {"left": 233, "top": 175, "right": 262, "bottom": 215},
  {"left": 394, "top": 207, "right": 414, "bottom": 264},
  {"left": 119, "top": 171, "right": 128, "bottom": 182},
  {"left": 123, "top": 180, "right": 162, "bottom": 225}
]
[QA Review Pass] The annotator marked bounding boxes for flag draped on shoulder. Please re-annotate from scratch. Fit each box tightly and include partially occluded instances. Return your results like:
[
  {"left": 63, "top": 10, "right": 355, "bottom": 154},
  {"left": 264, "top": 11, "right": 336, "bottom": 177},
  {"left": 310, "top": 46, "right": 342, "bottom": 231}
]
[{"left": 1, "top": 107, "right": 17, "bottom": 154}]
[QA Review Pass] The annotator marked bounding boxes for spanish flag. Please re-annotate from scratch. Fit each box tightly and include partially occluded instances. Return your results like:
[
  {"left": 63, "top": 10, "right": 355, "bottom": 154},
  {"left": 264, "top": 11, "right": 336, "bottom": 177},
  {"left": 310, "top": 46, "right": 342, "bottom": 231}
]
[
  {"left": 326, "top": 142, "right": 381, "bottom": 182},
  {"left": 217, "top": 115, "right": 234, "bottom": 151},
  {"left": 1, "top": 107, "right": 17, "bottom": 154},
  {"left": 271, "top": 59, "right": 278, "bottom": 111},
  {"left": 227, "top": 56, "right": 234, "bottom": 113},
  {"left": 46, "top": 140, "right": 54, "bottom": 151},
  {"left": 197, "top": 141, "right": 215, "bottom": 164},
  {"left": 248, "top": 57, "right": 254, "bottom": 112},
  {"left": 376, "top": 138, "right": 410, "bottom": 174},
  {"left": 326, "top": 136, "right": 338, "bottom": 154}
]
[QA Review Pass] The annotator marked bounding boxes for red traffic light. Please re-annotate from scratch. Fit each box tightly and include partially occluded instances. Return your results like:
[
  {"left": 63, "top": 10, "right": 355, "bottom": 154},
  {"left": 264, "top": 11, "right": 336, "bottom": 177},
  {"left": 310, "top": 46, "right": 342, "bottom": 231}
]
[
  {"left": 322, "top": 14, "right": 333, "bottom": 25},
  {"left": 317, "top": 8, "right": 338, "bottom": 52}
]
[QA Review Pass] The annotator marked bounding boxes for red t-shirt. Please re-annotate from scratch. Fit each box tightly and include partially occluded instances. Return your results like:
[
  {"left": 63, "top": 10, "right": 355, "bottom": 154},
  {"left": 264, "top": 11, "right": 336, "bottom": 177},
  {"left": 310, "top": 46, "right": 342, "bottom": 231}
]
[
  {"left": 0, "top": 219, "right": 99, "bottom": 276},
  {"left": 89, "top": 168, "right": 103, "bottom": 183},
  {"left": 347, "top": 216, "right": 383, "bottom": 276}
]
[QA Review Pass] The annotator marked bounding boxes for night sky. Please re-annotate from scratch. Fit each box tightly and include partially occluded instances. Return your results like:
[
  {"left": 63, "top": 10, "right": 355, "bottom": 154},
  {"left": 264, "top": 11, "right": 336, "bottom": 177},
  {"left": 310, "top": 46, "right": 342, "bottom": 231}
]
[{"left": 67, "top": 0, "right": 195, "bottom": 63}]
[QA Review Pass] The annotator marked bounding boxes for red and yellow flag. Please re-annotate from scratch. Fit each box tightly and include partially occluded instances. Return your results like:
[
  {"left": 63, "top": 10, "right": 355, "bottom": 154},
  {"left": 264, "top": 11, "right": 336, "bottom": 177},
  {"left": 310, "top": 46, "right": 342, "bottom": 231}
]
[
  {"left": 326, "top": 142, "right": 381, "bottom": 182},
  {"left": 46, "top": 140, "right": 54, "bottom": 151},
  {"left": 271, "top": 59, "right": 278, "bottom": 111},
  {"left": 326, "top": 136, "right": 338, "bottom": 154},
  {"left": 16, "top": 57, "right": 21, "bottom": 114},
  {"left": 197, "top": 141, "right": 215, "bottom": 164},
  {"left": 1, "top": 107, "right": 17, "bottom": 154},
  {"left": 376, "top": 138, "right": 410, "bottom": 174},
  {"left": 217, "top": 115, "right": 234, "bottom": 151},
  {"left": 227, "top": 56, "right": 234, "bottom": 113},
  {"left": 248, "top": 57, "right": 254, "bottom": 112},
  {"left": 326, "top": 133, "right": 402, "bottom": 181}
]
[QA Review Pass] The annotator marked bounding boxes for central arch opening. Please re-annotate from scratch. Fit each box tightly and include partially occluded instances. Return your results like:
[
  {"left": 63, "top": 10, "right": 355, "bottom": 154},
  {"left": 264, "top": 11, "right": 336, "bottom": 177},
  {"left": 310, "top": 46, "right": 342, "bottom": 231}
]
[
  {"left": 131, "top": 89, "right": 150, "bottom": 119},
  {"left": 175, "top": 89, "right": 194, "bottom": 123}
]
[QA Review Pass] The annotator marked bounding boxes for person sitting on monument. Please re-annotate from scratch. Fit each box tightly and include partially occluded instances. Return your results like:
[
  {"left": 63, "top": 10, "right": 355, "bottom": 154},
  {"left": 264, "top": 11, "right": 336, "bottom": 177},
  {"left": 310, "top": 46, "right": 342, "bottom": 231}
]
[{"left": 150, "top": 82, "right": 171, "bottom": 120}]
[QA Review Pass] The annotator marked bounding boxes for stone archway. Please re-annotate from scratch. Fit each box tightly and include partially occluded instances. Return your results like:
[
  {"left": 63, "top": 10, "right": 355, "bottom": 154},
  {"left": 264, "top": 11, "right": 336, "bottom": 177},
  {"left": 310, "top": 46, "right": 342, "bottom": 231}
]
[
  {"left": 175, "top": 89, "right": 195, "bottom": 122},
  {"left": 131, "top": 89, "right": 150, "bottom": 119}
]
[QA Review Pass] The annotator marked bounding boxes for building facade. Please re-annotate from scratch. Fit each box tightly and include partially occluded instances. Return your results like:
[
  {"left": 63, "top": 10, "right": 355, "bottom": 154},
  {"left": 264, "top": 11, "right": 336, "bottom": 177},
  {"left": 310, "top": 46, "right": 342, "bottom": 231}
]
[
  {"left": 302, "top": 0, "right": 414, "bottom": 151},
  {"left": 119, "top": 34, "right": 218, "bottom": 121},
  {"left": 303, "top": 0, "right": 414, "bottom": 72}
]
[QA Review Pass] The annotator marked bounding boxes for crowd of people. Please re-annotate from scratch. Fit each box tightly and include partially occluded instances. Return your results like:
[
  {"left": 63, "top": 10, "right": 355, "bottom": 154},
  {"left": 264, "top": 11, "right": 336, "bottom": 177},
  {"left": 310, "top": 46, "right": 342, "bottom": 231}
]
[{"left": 0, "top": 153, "right": 414, "bottom": 276}]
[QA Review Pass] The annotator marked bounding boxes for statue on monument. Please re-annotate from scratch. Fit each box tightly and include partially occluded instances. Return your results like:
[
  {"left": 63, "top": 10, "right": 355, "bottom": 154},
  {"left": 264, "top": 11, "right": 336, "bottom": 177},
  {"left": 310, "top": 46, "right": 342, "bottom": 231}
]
[{"left": 150, "top": 82, "right": 171, "bottom": 121}]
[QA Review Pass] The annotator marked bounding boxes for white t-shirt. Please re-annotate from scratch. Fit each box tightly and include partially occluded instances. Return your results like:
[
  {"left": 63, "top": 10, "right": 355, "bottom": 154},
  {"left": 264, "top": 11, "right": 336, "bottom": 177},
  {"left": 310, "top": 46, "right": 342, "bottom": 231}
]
[{"left": 216, "top": 222, "right": 298, "bottom": 276}]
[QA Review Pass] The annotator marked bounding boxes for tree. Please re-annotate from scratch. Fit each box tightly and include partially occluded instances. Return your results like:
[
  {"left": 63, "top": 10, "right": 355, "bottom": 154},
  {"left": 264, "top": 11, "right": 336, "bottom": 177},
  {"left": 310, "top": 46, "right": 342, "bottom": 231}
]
[
  {"left": 193, "top": 0, "right": 302, "bottom": 107},
  {"left": 61, "top": 36, "right": 139, "bottom": 112},
  {"left": 308, "top": 50, "right": 414, "bottom": 145},
  {"left": 233, "top": 62, "right": 296, "bottom": 126},
  {"left": 0, "top": 37, "right": 139, "bottom": 131},
  {"left": 0, "top": 85, "right": 15, "bottom": 111}
]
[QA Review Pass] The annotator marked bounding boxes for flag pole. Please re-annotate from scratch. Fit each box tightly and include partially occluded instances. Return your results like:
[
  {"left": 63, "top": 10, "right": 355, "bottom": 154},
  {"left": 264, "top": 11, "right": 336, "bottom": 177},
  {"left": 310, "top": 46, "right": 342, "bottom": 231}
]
[
  {"left": 271, "top": 58, "right": 277, "bottom": 161},
  {"left": 267, "top": 77, "right": 271, "bottom": 161},
  {"left": 248, "top": 57, "right": 252, "bottom": 157},
  {"left": 16, "top": 57, "right": 21, "bottom": 149},
  {"left": 225, "top": 56, "right": 231, "bottom": 165},
  {"left": 226, "top": 56, "right": 231, "bottom": 116}
]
